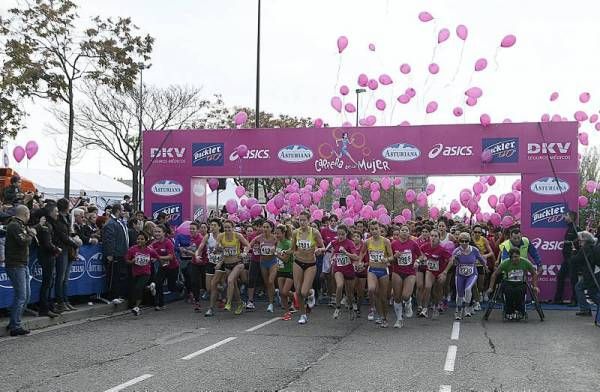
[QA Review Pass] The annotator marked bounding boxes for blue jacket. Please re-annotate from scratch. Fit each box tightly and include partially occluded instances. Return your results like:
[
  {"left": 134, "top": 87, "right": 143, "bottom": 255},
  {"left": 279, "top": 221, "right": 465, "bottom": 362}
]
[{"left": 101, "top": 216, "right": 129, "bottom": 259}]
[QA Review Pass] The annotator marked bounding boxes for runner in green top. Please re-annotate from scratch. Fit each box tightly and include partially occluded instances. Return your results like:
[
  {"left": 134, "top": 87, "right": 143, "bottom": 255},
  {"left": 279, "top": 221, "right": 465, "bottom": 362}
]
[
  {"left": 487, "top": 248, "right": 539, "bottom": 319},
  {"left": 275, "top": 224, "right": 294, "bottom": 320}
]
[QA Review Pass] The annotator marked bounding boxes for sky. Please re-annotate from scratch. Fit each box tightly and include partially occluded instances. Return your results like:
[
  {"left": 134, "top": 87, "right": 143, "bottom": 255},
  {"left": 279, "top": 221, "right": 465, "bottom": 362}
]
[{"left": 3, "top": 0, "right": 600, "bottom": 209}]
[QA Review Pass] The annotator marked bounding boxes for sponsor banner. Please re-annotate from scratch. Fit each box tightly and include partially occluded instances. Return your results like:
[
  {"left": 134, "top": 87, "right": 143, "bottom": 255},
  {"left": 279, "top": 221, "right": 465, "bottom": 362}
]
[
  {"left": 190, "top": 177, "right": 207, "bottom": 222},
  {"left": 0, "top": 245, "right": 106, "bottom": 308},
  {"left": 143, "top": 122, "right": 577, "bottom": 177},
  {"left": 151, "top": 180, "right": 184, "bottom": 197},
  {"left": 530, "top": 202, "right": 568, "bottom": 228},
  {"left": 529, "top": 177, "right": 570, "bottom": 196},
  {"left": 152, "top": 203, "right": 183, "bottom": 226}
]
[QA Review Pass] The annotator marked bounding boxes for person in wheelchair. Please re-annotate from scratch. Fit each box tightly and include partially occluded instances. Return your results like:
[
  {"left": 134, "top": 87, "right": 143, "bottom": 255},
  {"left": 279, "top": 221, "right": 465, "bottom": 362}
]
[{"left": 487, "top": 247, "right": 540, "bottom": 320}]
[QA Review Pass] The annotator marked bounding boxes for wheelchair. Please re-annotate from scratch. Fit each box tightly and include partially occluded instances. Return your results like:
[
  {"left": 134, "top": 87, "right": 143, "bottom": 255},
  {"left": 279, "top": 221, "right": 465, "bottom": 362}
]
[{"left": 483, "top": 279, "right": 545, "bottom": 322}]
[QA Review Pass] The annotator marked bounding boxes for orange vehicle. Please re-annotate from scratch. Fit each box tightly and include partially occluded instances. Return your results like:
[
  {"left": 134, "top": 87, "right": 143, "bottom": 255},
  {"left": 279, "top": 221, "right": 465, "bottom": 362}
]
[{"left": 0, "top": 168, "right": 37, "bottom": 202}]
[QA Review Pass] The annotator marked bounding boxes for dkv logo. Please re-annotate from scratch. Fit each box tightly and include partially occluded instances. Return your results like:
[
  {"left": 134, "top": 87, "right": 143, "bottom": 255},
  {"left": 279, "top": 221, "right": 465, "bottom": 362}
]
[
  {"left": 382, "top": 143, "right": 420, "bottom": 161},
  {"left": 151, "top": 180, "right": 183, "bottom": 197},
  {"left": 428, "top": 143, "right": 473, "bottom": 159}
]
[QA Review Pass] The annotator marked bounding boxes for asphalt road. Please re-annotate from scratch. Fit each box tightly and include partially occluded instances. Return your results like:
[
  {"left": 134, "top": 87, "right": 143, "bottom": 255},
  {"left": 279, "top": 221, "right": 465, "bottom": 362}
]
[{"left": 0, "top": 300, "right": 598, "bottom": 392}]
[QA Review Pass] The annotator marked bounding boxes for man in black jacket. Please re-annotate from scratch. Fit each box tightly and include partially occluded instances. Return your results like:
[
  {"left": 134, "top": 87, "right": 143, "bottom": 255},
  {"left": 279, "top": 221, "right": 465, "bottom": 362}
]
[
  {"left": 36, "top": 205, "right": 61, "bottom": 318},
  {"left": 52, "top": 198, "right": 81, "bottom": 312},
  {"left": 554, "top": 211, "right": 581, "bottom": 305},
  {"left": 4, "top": 205, "right": 35, "bottom": 336},
  {"left": 102, "top": 204, "right": 130, "bottom": 303},
  {"left": 571, "top": 231, "right": 600, "bottom": 323}
]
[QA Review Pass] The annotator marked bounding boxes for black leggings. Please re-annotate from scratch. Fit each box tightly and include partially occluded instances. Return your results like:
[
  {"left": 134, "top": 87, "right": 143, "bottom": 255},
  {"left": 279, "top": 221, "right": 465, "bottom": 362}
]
[
  {"left": 154, "top": 267, "right": 178, "bottom": 307},
  {"left": 503, "top": 281, "right": 526, "bottom": 314},
  {"left": 188, "top": 263, "right": 206, "bottom": 301},
  {"left": 130, "top": 275, "right": 150, "bottom": 305},
  {"left": 247, "top": 262, "right": 262, "bottom": 289}
]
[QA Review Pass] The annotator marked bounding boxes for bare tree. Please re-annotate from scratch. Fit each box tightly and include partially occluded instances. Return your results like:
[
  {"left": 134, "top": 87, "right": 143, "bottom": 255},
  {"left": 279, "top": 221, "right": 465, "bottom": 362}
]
[{"left": 61, "top": 82, "right": 208, "bottom": 209}]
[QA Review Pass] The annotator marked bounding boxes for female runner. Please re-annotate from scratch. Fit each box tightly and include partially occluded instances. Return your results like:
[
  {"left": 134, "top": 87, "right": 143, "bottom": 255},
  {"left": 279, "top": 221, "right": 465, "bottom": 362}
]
[
  {"left": 249, "top": 220, "right": 279, "bottom": 313},
  {"left": 196, "top": 219, "right": 223, "bottom": 317},
  {"left": 452, "top": 232, "right": 486, "bottom": 319},
  {"left": 419, "top": 229, "right": 452, "bottom": 319},
  {"left": 216, "top": 220, "right": 250, "bottom": 315},
  {"left": 351, "top": 230, "right": 368, "bottom": 317},
  {"left": 390, "top": 225, "right": 421, "bottom": 328},
  {"left": 330, "top": 224, "right": 359, "bottom": 319},
  {"left": 288, "top": 211, "right": 325, "bottom": 325},
  {"left": 358, "top": 220, "right": 393, "bottom": 328},
  {"left": 275, "top": 224, "right": 294, "bottom": 320}
]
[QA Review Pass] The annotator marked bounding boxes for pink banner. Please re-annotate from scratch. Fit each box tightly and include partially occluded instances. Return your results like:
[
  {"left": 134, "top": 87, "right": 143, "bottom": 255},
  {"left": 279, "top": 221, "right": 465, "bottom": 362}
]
[{"left": 143, "top": 121, "right": 579, "bottom": 300}]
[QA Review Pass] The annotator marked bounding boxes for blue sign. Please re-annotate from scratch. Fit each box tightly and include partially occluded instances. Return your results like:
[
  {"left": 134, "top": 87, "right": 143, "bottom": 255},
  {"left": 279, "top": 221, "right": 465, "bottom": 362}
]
[
  {"left": 0, "top": 245, "right": 106, "bottom": 309},
  {"left": 530, "top": 202, "right": 567, "bottom": 228},
  {"left": 482, "top": 137, "right": 519, "bottom": 163},
  {"left": 152, "top": 203, "right": 183, "bottom": 226},
  {"left": 192, "top": 143, "right": 224, "bottom": 166}
]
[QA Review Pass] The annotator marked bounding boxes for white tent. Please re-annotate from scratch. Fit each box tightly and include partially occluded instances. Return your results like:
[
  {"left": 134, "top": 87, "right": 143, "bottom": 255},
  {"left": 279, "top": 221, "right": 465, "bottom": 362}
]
[
  {"left": 16, "top": 168, "right": 132, "bottom": 202},
  {"left": 206, "top": 178, "right": 247, "bottom": 210}
]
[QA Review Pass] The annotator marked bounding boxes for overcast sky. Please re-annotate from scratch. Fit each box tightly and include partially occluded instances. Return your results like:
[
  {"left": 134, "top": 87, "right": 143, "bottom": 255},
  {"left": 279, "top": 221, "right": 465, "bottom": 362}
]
[{"left": 4, "top": 0, "right": 599, "bottom": 208}]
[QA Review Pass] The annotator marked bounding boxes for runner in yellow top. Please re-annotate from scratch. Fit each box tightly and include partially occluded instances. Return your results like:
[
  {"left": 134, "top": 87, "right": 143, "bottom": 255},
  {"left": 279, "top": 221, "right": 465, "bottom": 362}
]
[{"left": 216, "top": 220, "right": 250, "bottom": 315}]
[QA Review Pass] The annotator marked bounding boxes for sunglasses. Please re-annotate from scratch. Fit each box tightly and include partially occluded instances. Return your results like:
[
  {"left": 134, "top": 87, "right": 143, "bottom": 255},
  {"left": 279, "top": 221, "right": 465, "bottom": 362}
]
[
  {"left": 459, "top": 240, "right": 470, "bottom": 244},
  {"left": 473, "top": 231, "right": 482, "bottom": 234}
]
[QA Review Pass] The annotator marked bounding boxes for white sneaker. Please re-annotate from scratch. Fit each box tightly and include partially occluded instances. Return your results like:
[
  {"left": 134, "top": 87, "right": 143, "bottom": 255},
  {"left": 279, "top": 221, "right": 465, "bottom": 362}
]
[
  {"left": 298, "top": 314, "right": 308, "bottom": 324},
  {"left": 307, "top": 289, "right": 316, "bottom": 309},
  {"left": 340, "top": 296, "right": 348, "bottom": 306},
  {"left": 148, "top": 283, "right": 156, "bottom": 297},
  {"left": 375, "top": 316, "right": 383, "bottom": 324},
  {"left": 420, "top": 307, "right": 428, "bottom": 318},
  {"left": 333, "top": 308, "right": 340, "bottom": 319},
  {"left": 267, "top": 303, "right": 274, "bottom": 313},
  {"left": 112, "top": 298, "right": 124, "bottom": 305},
  {"left": 246, "top": 301, "right": 256, "bottom": 310},
  {"left": 132, "top": 306, "right": 140, "bottom": 316},
  {"left": 367, "top": 309, "right": 375, "bottom": 321},
  {"left": 289, "top": 306, "right": 298, "bottom": 314},
  {"left": 352, "top": 303, "right": 358, "bottom": 311},
  {"left": 393, "top": 319, "right": 404, "bottom": 328},
  {"left": 474, "top": 302, "right": 481, "bottom": 311},
  {"left": 404, "top": 301, "right": 413, "bottom": 318},
  {"left": 454, "top": 311, "right": 462, "bottom": 320},
  {"left": 464, "top": 307, "right": 473, "bottom": 317}
]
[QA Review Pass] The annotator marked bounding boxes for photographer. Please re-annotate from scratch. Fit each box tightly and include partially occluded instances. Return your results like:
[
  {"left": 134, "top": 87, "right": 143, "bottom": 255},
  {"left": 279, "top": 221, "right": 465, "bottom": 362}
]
[
  {"left": 571, "top": 231, "right": 600, "bottom": 323},
  {"left": 3, "top": 175, "right": 33, "bottom": 206}
]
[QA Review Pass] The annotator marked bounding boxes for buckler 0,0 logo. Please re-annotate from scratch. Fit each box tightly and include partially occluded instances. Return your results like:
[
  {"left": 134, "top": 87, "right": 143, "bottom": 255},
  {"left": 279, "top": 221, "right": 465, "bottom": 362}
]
[
  {"left": 530, "top": 202, "right": 567, "bottom": 228},
  {"left": 192, "top": 143, "right": 224, "bottom": 166}
]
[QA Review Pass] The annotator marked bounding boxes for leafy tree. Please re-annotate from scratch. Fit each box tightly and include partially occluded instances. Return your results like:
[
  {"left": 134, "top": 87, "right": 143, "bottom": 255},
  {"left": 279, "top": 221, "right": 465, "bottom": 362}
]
[
  {"left": 579, "top": 146, "right": 600, "bottom": 229},
  {"left": 0, "top": 0, "right": 153, "bottom": 197}
]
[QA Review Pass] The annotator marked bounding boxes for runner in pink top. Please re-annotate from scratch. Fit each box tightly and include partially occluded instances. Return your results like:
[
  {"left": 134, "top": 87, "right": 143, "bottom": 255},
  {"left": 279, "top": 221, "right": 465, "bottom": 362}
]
[
  {"left": 330, "top": 224, "right": 359, "bottom": 319},
  {"left": 390, "top": 225, "right": 421, "bottom": 328},
  {"left": 419, "top": 229, "right": 452, "bottom": 319}
]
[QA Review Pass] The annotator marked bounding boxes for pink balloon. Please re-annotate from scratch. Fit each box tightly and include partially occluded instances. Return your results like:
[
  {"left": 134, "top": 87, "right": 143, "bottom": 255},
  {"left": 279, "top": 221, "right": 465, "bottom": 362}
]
[
  {"left": 337, "top": 36, "right": 348, "bottom": 53},
  {"left": 331, "top": 96, "right": 342, "bottom": 113},
  {"left": 402, "top": 209, "right": 412, "bottom": 220},
  {"left": 405, "top": 189, "right": 416, "bottom": 203},
  {"left": 578, "top": 196, "right": 589, "bottom": 208},
  {"left": 416, "top": 192, "right": 428, "bottom": 208},
  {"left": 375, "top": 99, "right": 386, "bottom": 111},
  {"left": 342, "top": 217, "right": 354, "bottom": 226},
  {"left": 426, "top": 101, "right": 438, "bottom": 114},
  {"left": 273, "top": 194, "right": 285, "bottom": 209},
  {"left": 393, "top": 177, "right": 402, "bottom": 186},
  {"left": 574, "top": 111, "right": 588, "bottom": 122},
  {"left": 25, "top": 140, "right": 39, "bottom": 159},
  {"left": 512, "top": 179, "right": 521, "bottom": 191},
  {"left": 368, "top": 43, "right": 376, "bottom": 51},
  {"left": 429, "top": 207, "right": 440, "bottom": 220},
  {"left": 346, "top": 195, "right": 355, "bottom": 207},
  {"left": 503, "top": 118, "right": 512, "bottom": 123},
  {"left": 473, "top": 182, "right": 484, "bottom": 194},
  {"left": 467, "top": 199, "right": 479, "bottom": 214},
  {"left": 474, "top": 58, "right": 487, "bottom": 72},
  {"left": 438, "top": 28, "right": 450, "bottom": 43},
  {"left": 378, "top": 214, "right": 391, "bottom": 225},
  {"left": 405, "top": 88, "right": 416, "bottom": 98},
  {"left": 246, "top": 197, "right": 258, "bottom": 208},
  {"left": 379, "top": 74, "right": 393, "bottom": 85},
  {"left": 465, "top": 87, "right": 483, "bottom": 98},
  {"left": 500, "top": 34, "right": 516, "bottom": 48},
  {"left": 400, "top": 63, "right": 411, "bottom": 74},
  {"left": 541, "top": 113, "right": 550, "bottom": 122},
  {"left": 453, "top": 107, "right": 464, "bottom": 117},
  {"left": 233, "top": 111, "right": 248, "bottom": 126},
  {"left": 480, "top": 114, "right": 491, "bottom": 127},
  {"left": 481, "top": 149, "right": 493, "bottom": 163},
  {"left": 488, "top": 213, "right": 501, "bottom": 226},
  {"left": 365, "top": 115, "right": 377, "bottom": 126},
  {"left": 466, "top": 97, "right": 478, "bottom": 107},
  {"left": 250, "top": 204, "right": 262, "bottom": 218},
  {"left": 301, "top": 193, "right": 312, "bottom": 208},
  {"left": 418, "top": 11, "right": 433, "bottom": 22},
  {"left": 236, "top": 144, "right": 248, "bottom": 158},
  {"left": 589, "top": 114, "right": 598, "bottom": 123},
  {"left": 503, "top": 193, "right": 516, "bottom": 208},
  {"left": 313, "top": 118, "right": 324, "bottom": 128},
  {"left": 428, "top": 63, "right": 440, "bottom": 74},
  {"left": 381, "top": 177, "right": 391, "bottom": 191},
  {"left": 579, "top": 132, "right": 589, "bottom": 146},
  {"left": 450, "top": 200, "right": 461, "bottom": 214},
  {"left": 345, "top": 103, "right": 356, "bottom": 113},
  {"left": 367, "top": 79, "right": 379, "bottom": 90},
  {"left": 363, "top": 180, "right": 371, "bottom": 189},
  {"left": 332, "top": 177, "right": 342, "bottom": 187},
  {"left": 487, "top": 175, "right": 496, "bottom": 186},
  {"left": 596, "top": 123, "right": 600, "bottom": 132},
  {"left": 358, "top": 73, "right": 368, "bottom": 87},
  {"left": 340, "top": 85, "right": 349, "bottom": 95},
  {"left": 370, "top": 182, "right": 380, "bottom": 192},
  {"left": 225, "top": 199, "right": 238, "bottom": 214},
  {"left": 397, "top": 95, "right": 410, "bottom": 104},
  {"left": 488, "top": 195, "right": 498, "bottom": 208},
  {"left": 550, "top": 92, "right": 559, "bottom": 101},
  {"left": 426, "top": 183, "right": 435, "bottom": 196},
  {"left": 456, "top": 25, "right": 468, "bottom": 40},
  {"left": 235, "top": 186, "right": 246, "bottom": 198},
  {"left": 585, "top": 180, "right": 597, "bottom": 193},
  {"left": 208, "top": 178, "right": 219, "bottom": 191},
  {"left": 501, "top": 216, "right": 514, "bottom": 228},
  {"left": 579, "top": 92, "right": 591, "bottom": 103},
  {"left": 176, "top": 221, "right": 192, "bottom": 236}
]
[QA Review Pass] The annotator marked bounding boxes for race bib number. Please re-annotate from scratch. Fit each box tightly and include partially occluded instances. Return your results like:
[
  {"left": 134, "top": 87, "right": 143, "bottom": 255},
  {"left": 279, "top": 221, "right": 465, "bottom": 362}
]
[
  {"left": 369, "top": 250, "right": 384, "bottom": 263},
  {"left": 261, "top": 245, "right": 275, "bottom": 256},
  {"left": 354, "top": 263, "right": 365, "bottom": 272},
  {"left": 507, "top": 269, "right": 524, "bottom": 282},
  {"left": 397, "top": 251, "right": 413, "bottom": 266},
  {"left": 297, "top": 240, "right": 311, "bottom": 250},
  {"left": 334, "top": 254, "right": 350, "bottom": 267},
  {"left": 458, "top": 265, "right": 474, "bottom": 276},
  {"left": 252, "top": 243, "right": 261, "bottom": 254},
  {"left": 427, "top": 259, "right": 439, "bottom": 271},
  {"left": 277, "top": 258, "right": 285, "bottom": 269},
  {"left": 208, "top": 253, "right": 223, "bottom": 264},
  {"left": 134, "top": 254, "right": 150, "bottom": 266},
  {"left": 223, "top": 247, "right": 237, "bottom": 257}
]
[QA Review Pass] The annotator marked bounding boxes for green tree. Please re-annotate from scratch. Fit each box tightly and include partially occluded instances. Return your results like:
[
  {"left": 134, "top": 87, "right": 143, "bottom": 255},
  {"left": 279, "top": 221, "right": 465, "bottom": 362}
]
[
  {"left": 0, "top": 0, "right": 153, "bottom": 197},
  {"left": 579, "top": 146, "right": 600, "bottom": 228}
]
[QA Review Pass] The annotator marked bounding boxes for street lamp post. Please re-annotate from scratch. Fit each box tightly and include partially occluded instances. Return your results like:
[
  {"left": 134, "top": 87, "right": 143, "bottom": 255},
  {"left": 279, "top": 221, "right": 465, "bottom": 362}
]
[
  {"left": 138, "top": 63, "right": 144, "bottom": 210},
  {"left": 253, "top": 0, "right": 261, "bottom": 200},
  {"left": 355, "top": 88, "right": 366, "bottom": 127}
]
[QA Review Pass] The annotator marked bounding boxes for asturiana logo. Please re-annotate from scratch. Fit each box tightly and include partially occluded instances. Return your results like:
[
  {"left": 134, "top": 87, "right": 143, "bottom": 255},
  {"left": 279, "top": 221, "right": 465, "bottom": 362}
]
[
  {"left": 382, "top": 143, "right": 420, "bottom": 162},
  {"left": 151, "top": 180, "right": 183, "bottom": 197},
  {"left": 482, "top": 138, "right": 519, "bottom": 163},
  {"left": 192, "top": 143, "right": 224, "bottom": 166},
  {"left": 68, "top": 254, "right": 86, "bottom": 281},
  {"left": 531, "top": 203, "right": 566, "bottom": 228},
  {"left": 530, "top": 177, "right": 570, "bottom": 196},
  {"left": 278, "top": 145, "right": 313, "bottom": 163},
  {"left": 86, "top": 252, "right": 106, "bottom": 279}
]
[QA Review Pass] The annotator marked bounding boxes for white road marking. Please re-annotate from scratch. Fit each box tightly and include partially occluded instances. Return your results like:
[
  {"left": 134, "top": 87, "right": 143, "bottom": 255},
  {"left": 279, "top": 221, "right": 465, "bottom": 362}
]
[
  {"left": 451, "top": 321, "right": 460, "bottom": 340},
  {"left": 444, "top": 345, "right": 458, "bottom": 372},
  {"left": 104, "top": 374, "right": 153, "bottom": 392},
  {"left": 181, "top": 337, "right": 237, "bottom": 360},
  {"left": 439, "top": 385, "right": 451, "bottom": 392},
  {"left": 245, "top": 317, "right": 280, "bottom": 332}
]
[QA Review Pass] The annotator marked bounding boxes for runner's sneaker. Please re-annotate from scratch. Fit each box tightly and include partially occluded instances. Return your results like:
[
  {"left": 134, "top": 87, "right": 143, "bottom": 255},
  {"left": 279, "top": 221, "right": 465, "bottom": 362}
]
[
  {"left": 380, "top": 319, "right": 389, "bottom": 328},
  {"left": 404, "top": 300, "right": 413, "bottom": 318},
  {"left": 352, "top": 303, "right": 358, "bottom": 311},
  {"left": 394, "top": 319, "right": 404, "bottom": 328},
  {"left": 333, "top": 308, "right": 340, "bottom": 319},
  {"left": 224, "top": 302, "right": 232, "bottom": 312},
  {"left": 473, "top": 302, "right": 482, "bottom": 311},
  {"left": 367, "top": 309, "right": 375, "bottom": 321},
  {"left": 298, "top": 314, "right": 308, "bottom": 324},
  {"left": 307, "top": 289, "right": 316, "bottom": 309},
  {"left": 454, "top": 310, "right": 462, "bottom": 320},
  {"left": 432, "top": 306, "right": 440, "bottom": 320},
  {"left": 420, "top": 307, "right": 428, "bottom": 318},
  {"left": 282, "top": 312, "right": 292, "bottom": 321},
  {"left": 148, "top": 283, "right": 156, "bottom": 297},
  {"left": 235, "top": 303, "right": 244, "bottom": 315},
  {"left": 193, "top": 302, "right": 201, "bottom": 313},
  {"left": 246, "top": 301, "right": 256, "bottom": 310},
  {"left": 275, "top": 289, "right": 281, "bottom": 307},
  {"left": 416, "top": 306, "right": 423, "bottom": 315},
  {"left": 154, "top": 306, "right": 163, "bottom": 311},
  {"left": 289, "top": 305, "right": 298, "bottom": 314},
  {"left": 329, "top": 297, "right": 336, "bottom": 308},
  {"left": 132, "top": 307, "right": 140, "bottom": 316},
  {"left": 375, "top": 316, "right": 383, "bottom": 324},
  {"left": 464, "top": 306, "right": 473, "bottom": 318},
  {"left": 267, "top": 303, "right": 274, "bottom": 313},
  {"left": 204, "top": 308, "right": 214, "bottom": 317},
  {"left": 340, "top": 296, "right": 348, "bottom": 307}
]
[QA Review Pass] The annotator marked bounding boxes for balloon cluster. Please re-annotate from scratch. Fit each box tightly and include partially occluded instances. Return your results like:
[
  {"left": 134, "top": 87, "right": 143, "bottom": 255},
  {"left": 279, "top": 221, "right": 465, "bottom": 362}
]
[{"left": 12, "top": 141, "right": 39, "bottom": 163}]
